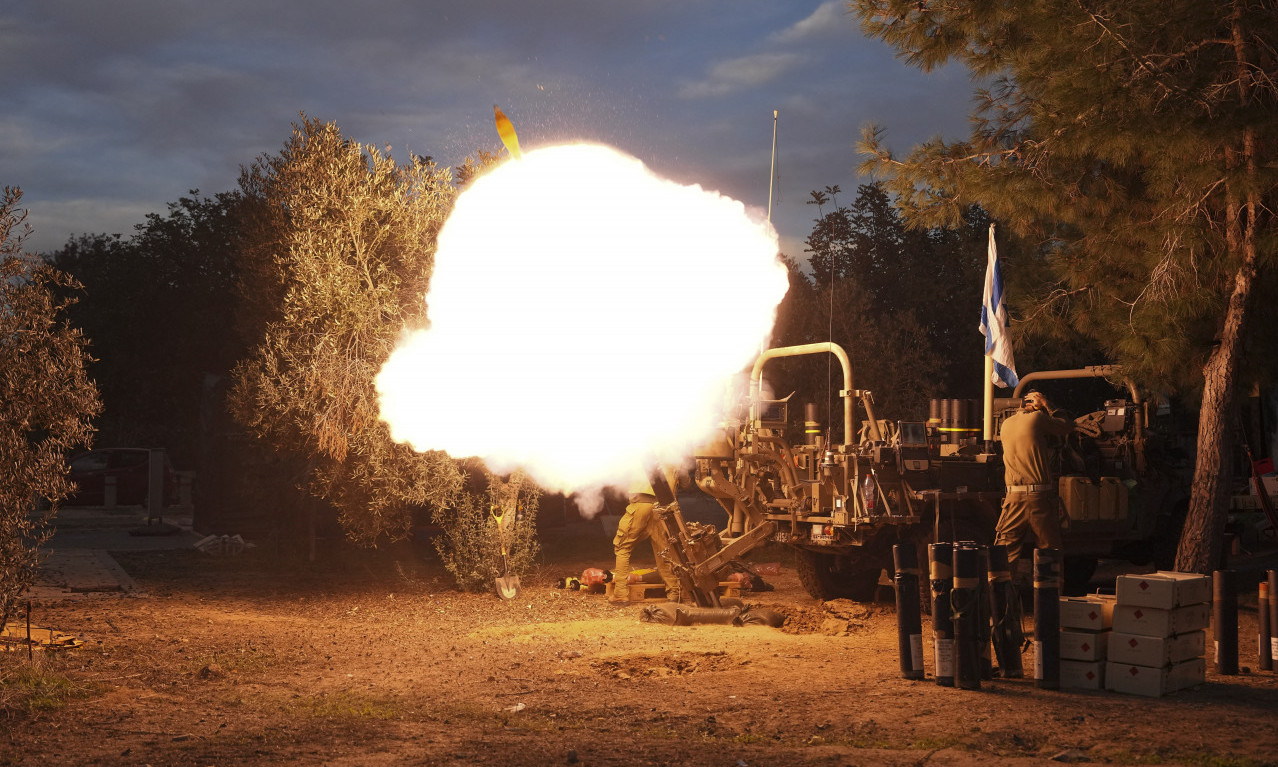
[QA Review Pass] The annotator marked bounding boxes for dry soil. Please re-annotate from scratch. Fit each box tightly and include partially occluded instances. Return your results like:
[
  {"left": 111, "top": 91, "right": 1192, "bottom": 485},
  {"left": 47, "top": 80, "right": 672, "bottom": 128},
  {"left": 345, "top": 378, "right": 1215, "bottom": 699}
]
[{"left": 3, "top": 526, "right": 1277, "bottom": 767}]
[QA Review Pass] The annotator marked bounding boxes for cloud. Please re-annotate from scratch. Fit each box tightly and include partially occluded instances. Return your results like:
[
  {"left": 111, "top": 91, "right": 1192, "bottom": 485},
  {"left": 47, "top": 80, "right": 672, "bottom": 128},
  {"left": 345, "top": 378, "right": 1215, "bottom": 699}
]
[
  {"left": 2, "top": 0, "right": 977, "bottom": 262},
  {"left": 770, "top": 1, "right": 855, "bottom": 44},
  {"left": 678, "top": 52, "right": 805, "bottom": 99}
]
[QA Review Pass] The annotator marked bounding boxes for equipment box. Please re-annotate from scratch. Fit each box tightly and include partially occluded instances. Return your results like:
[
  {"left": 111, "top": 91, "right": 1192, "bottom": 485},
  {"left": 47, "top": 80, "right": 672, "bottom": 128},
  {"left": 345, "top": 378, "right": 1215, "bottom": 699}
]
[
  {"left": 1060, "top": 630, "right": 1108, "bottom": 661},
  {"left": 1105, "top": 658, "right": 1205, "bottom": 697},
  {"left": 1060, "top": 477, "right": 1098, "bottom": 521},
  {"left": 1112, "top": 603, "right": 1210, "bottom": 638},
  {"left": 1115, "top": 572, "right": 1211, "bottom": 609},
  {"left": 1107, "top": 630, "right": 1205, "bottom": 666},
  {"left": 1059, "top": 595, "right": 1117, "bottom": 631},
  {"left": 1060, "top": 659, "right": 1105, "bottom": 690},
  {"left": 1097, "top": 477, "right": 1129, "bottom": 521}
]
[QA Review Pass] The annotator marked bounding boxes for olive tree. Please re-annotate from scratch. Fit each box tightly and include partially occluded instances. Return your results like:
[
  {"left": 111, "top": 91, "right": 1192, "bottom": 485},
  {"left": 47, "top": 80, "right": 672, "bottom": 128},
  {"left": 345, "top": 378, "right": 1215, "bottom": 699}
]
[
  {"left": 229, "top": 117, "right": 465, "bottom": 545},
  {"left": 0, "top": 187, "right": 100, "bottom": 630}
]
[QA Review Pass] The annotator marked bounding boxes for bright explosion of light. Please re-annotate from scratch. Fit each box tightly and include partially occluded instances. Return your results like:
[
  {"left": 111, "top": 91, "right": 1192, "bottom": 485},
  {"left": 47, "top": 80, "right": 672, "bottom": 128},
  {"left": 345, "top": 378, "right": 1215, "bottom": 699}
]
[{"left": 375, "top": 143, "right": 788, "bottom": 507}]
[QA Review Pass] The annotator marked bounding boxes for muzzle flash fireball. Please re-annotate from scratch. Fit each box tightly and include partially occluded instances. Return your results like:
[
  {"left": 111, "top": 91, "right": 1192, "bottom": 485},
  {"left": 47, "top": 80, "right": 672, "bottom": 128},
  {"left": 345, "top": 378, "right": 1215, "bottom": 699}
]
[{"left": 375, "top": 131, "right": 788, "bottom": 510}]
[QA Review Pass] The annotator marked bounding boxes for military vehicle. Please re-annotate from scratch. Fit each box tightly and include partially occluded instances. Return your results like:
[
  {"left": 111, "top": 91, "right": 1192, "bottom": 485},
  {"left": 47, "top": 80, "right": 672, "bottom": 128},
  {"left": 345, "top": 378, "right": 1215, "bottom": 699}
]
[{"left": 662, "top": 342, "right": 1190, "bottom": 603}]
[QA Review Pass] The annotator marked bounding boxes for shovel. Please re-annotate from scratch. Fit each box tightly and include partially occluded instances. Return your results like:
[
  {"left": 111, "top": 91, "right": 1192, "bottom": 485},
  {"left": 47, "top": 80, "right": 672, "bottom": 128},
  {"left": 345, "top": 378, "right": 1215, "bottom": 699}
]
[{"left": 492, "top": 504, "right": 522, "bottom": 600}]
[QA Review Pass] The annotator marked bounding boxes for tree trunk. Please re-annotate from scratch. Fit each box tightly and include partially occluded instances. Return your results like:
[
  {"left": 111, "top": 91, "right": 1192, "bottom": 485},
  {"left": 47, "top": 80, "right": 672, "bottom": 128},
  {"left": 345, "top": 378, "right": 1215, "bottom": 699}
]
[
  {"left": 1175, "top": 124, "right": 1260, "bottom": 574},
  {"left": 1176, "top": 336, "right": 1241, "bottom": 574}
]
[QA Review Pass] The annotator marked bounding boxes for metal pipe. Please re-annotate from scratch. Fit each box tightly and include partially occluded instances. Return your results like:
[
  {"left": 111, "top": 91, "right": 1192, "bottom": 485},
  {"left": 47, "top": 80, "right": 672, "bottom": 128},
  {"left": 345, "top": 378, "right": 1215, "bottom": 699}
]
[
  {"left": 894, "top": 544, "right": 925, "bottom": 680},
  {"left": 929, "top": 542, "right": 955, "bottom": 687},
  {"left": 1012, "top": 365, "right": 1140, "bottom": 404},
  {"left": 1260, "top": 581, "right": 1272, "bottom": 672},
  {"left": 750, "top": 342, "right": 858, "bottom": 445},
  {"left": 1033, "top": 548, "right": 1062, "bottom": 689},
  {"left": 952, "top": 543, "right": 982, "bottom": 689},
  {"left": 804, "top": 402, "right": 821, "bottom": 446},
  {"left": 977, "top": 546, "right": 993, "bottom": 680},
  {"left": 1214, "top": 569, "right": 1238, "bottom": 675},
  {"left": 1269, "top": 570, "right": 1278, "bottom": 671}
]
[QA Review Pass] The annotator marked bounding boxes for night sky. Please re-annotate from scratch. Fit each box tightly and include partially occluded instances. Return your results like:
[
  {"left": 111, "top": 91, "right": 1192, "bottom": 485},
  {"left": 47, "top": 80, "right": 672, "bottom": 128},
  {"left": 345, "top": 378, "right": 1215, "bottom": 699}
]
[{"left": 3, "top": 0, "right": 974, "bottom": 261}]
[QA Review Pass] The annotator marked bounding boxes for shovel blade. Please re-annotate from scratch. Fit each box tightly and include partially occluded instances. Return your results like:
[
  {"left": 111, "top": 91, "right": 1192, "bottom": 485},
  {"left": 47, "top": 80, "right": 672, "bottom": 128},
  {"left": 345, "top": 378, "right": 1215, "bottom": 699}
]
[{"left": 496, "top": 573, "right": 522, "bottom": 600}]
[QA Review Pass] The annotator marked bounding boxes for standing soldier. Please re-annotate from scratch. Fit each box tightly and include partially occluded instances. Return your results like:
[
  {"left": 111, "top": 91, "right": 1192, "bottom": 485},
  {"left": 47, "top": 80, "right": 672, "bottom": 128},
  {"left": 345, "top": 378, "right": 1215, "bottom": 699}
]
[
  {"left": 996, "top": 391, "right": 1078, "bottom": 566},
  {"left": 610, "top": 473, "right": 680, "bottom": 606}
]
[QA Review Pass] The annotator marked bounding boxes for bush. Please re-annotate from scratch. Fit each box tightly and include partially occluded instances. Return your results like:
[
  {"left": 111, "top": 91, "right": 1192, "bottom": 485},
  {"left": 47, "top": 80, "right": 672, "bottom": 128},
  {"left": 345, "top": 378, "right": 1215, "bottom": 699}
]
[
  {"left": 0, "top": 188, "right": 100, "bottom": 632},
  {"left": 431, "top": 470, "right": 540, "bottom": 592}
]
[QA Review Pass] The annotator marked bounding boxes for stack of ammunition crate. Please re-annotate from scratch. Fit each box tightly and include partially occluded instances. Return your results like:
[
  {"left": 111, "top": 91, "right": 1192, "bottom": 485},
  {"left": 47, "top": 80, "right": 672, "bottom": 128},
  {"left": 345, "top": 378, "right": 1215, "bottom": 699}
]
[
  {"left": 1105, "top": 571, "right": 1210, "bottom": 697},
  {"left": 1058, "top": 593, "right": 1117, "bottom": 689}
]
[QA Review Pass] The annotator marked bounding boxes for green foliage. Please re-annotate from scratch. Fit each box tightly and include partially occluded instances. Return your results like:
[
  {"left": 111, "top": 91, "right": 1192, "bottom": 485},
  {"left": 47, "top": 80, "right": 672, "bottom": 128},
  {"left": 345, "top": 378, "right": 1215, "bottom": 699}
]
[
  {"left": 50, "top": 191, "right": 246, "bottom": 466},
  {"left": 229, "top": 116, "right": 464, "bottom": 545},
  {"left": 852, "top": 0, "right": 1277, "bottom": 571},
  {"left": 0, "top": 655, "right": 95, "bottom": 717},
  {"left": 0, "top": 187, "right": 101, "bottom": 631},
  {"left": 853, "top": 0, "right": 1277, "bottom": 395},
  {"left": 772, "top": 183, "right": 1006, "bottom": 436},
  {"left": 295, "top": 691, "right": 402, "bottom": 721},
  {"left": 431, "top": 467, "right": 540, "bottom": 592}
]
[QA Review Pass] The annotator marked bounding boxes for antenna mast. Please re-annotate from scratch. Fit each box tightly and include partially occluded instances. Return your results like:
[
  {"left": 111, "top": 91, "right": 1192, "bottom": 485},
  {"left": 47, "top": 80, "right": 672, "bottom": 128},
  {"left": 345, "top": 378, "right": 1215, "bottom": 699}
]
[{"left": 767, "top": 110, "right": 778, "bottom": 223}]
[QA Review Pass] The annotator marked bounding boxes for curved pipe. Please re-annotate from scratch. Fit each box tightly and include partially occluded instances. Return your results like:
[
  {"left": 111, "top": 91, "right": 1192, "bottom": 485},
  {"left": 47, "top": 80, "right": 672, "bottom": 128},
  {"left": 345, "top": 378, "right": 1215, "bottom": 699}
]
[
  {"left": 751, "top": 342, "right": 857, "bottom": 445},
  {"left": 1011, "top": 365, "right": 1147, "bottom": 472},
  {"left": 1012, "top": 365, "right": 1141, "bottom": 404}
]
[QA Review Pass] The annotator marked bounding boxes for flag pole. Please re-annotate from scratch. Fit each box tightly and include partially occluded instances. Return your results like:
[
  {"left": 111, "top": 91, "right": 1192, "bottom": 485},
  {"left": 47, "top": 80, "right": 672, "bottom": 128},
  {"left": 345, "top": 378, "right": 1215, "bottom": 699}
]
[
  {"left": 983, "top": 356, "right": 995, "bottom": 444},
  {"left": 982, "top": 223, "right": 996, "bottom": 443}
]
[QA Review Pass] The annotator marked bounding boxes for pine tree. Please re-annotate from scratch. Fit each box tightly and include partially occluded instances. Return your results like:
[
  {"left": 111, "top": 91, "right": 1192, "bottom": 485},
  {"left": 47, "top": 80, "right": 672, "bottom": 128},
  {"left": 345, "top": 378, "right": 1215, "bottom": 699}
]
[{"left": 853, "top": 0, "right": 1277, "bottom": 572}]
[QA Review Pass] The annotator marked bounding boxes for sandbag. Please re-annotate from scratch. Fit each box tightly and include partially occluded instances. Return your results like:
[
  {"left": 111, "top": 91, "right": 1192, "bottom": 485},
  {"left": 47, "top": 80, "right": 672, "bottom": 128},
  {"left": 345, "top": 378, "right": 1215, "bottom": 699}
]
[
  {"left": 739, "top": 606, "right": 785, "bottom": 628},
  {"left": 673, "top": 605, "right": 743, "bottom": 626},
  {"left": 639, "top": 603, "right": 681, "bottom": 625},
  {"left": 638, "top": 603, "right": 743, "bottom": 626}
]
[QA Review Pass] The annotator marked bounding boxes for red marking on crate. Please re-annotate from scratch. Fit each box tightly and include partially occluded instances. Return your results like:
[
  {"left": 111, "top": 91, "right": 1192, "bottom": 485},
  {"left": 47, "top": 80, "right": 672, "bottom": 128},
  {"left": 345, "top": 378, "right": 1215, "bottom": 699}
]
[
  {"left": 1086, "top": 671, "right": 1096, "bottom": 680},
  {"left": 1129, "top": 638, "right": 1139, "bottom": 648},
  {"left": 1082, "top": 642, "right": 1091, "bottom": 652},
  {"left": 1088, "top": 611, "right": 1098, "bottom": 620},
  {"left": 1139, "top": 581, "right": 1149, "bottom": 590},
  {"left": 1129, "top": 666, "right": 1139, "bottom": 676},
  {"left": 1134, "top": 609, "right": 1144, "bottom": 619}
]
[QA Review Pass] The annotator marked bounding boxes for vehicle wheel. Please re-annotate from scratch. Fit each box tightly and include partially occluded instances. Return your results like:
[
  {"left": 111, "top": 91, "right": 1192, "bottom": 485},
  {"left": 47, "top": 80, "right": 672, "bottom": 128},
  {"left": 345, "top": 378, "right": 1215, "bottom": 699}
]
[
  {"left": 1062, "top": 555, "right": 1098, "bottom": 596},
  {"left": 794, "top": 548, "right": 882, "bottom": 602}
]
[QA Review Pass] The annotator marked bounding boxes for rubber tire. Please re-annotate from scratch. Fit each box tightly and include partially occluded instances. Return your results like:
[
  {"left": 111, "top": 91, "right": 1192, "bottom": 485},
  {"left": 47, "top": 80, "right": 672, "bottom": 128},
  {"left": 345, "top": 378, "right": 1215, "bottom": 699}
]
[{"left": 794, "top": 548, "right": 881, "bottom": 602}]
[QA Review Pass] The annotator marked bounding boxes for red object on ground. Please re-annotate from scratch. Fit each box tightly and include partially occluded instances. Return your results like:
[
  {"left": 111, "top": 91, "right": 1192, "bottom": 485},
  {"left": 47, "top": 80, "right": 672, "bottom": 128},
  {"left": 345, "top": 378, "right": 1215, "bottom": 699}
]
[{"left": 580, "top": 568, "right": 612, "bottom": 587}]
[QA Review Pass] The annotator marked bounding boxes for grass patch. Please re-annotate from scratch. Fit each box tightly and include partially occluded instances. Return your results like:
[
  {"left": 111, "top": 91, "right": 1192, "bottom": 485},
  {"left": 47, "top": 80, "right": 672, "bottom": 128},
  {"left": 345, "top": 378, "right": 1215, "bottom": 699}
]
[
  {"left": 0, "top": 656, "right": 96, "bottom": 716},
  {"left": 188, "top": 645, "right": 279, "bottom": 676},
  {"left": 642, "top": 726, "right": 680, "bottom": 740},
  {"left": 909, "top": 736, "right": 965, "bottom": 751},
  {"left": 294, "top": 691, "right": 402, "bottom": 721}
]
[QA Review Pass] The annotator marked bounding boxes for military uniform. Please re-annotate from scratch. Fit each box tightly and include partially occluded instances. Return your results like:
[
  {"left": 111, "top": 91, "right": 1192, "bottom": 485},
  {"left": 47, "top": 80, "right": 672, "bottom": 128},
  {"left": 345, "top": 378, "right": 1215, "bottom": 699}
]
[
  {"left": 995, "top": 398, "right": 1075, "bottom": 565},
  {"left": 611, "top": 477, "right": 679, "bottom": 603}
]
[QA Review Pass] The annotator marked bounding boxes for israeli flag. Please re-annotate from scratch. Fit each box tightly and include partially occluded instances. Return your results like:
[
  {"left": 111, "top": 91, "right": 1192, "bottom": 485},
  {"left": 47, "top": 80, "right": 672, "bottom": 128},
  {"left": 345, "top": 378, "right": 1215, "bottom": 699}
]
[{"left": 979, "top": 223, "right": 1018, "bottom": 389}]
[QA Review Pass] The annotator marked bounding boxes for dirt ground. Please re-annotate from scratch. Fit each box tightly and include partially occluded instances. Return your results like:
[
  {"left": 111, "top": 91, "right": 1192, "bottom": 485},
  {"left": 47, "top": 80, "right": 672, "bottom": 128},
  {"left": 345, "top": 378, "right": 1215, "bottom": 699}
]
[{"left": 4, "top": 524, "right": 1278, "bottom": 767}]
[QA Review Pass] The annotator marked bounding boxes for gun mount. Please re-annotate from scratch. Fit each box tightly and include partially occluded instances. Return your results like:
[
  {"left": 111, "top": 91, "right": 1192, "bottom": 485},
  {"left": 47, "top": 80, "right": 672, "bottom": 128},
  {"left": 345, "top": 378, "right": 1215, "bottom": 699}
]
[{"left": 652, "top": 343, "right": 1189, "bottom": 603}]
